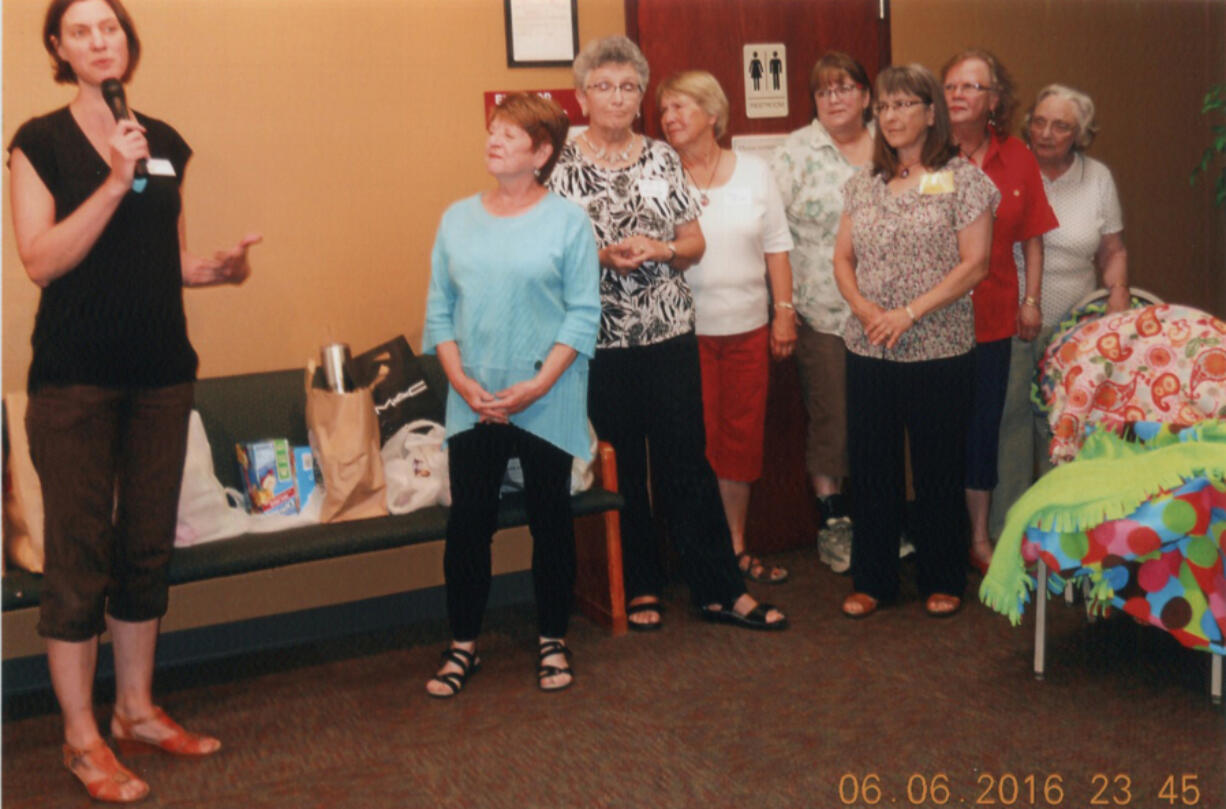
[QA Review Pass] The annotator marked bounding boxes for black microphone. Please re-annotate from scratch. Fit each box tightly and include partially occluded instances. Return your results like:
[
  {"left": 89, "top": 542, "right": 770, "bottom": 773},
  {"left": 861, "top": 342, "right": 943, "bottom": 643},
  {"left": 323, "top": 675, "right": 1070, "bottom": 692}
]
[{"left": 100, "top": 78, "right": 148, "bottom": 183}]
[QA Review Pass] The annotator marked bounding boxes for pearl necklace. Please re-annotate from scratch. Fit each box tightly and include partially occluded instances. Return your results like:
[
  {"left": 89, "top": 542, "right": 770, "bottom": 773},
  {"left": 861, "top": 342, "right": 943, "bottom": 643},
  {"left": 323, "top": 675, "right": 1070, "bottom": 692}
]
[{"left": 581, "top": 131, "right": 636, "bottom": 164}]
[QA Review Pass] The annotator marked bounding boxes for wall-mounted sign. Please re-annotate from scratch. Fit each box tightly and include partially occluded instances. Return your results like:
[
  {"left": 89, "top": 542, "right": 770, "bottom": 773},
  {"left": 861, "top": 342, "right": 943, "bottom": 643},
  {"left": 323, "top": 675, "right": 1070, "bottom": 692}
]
[
  {"left": 483, "top": 89, "right": 586, "bottom": 126},
  {"left": 743, "top": 43, "right": 788, "bottom": 119},
  {"left": 504, "top": 0, "right": 579, "bottom": 67},
  {"left": 730, "top": 133, "right": 788, "bottom": 163}
]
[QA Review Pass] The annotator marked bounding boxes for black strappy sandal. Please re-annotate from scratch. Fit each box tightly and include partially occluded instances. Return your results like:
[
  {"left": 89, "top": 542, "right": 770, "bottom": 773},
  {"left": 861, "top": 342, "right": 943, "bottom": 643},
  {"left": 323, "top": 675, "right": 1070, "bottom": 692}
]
[
  {"left": 537, "top": 640, "right": 574, "bottom": 693},
  {"left": 700, "top": 601, "right": 790, "bottom": 631},
  {"left": 626, "top": 601, "right": 664, "bottom": 632},
  {"left": 426, "top": 646, "right": 481, "bottom": 699}
]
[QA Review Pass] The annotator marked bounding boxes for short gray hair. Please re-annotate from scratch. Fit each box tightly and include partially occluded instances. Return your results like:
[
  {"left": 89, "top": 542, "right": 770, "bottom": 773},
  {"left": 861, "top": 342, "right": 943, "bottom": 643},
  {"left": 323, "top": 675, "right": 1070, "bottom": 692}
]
[
  {"left": 1022, "top": 83, "right": 1099, "bottom": 151},
  {"left": 573, "top": 36, "right": 649, "bottom": 92}
]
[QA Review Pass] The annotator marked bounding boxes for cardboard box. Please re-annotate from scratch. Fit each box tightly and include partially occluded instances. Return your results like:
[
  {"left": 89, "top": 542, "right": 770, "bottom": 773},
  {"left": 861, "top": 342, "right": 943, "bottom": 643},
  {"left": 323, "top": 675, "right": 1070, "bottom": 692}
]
[
  {"left": 293, "top": 446, "right": 317, "bottom": 508},
  {"left": 236, "top": 440, "right": 299, "bottom": 515}
]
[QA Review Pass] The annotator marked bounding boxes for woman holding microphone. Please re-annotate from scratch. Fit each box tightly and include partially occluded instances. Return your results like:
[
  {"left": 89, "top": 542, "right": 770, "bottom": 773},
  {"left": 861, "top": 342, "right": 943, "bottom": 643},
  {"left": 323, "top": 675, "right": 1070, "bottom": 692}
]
[{"left": 8, "top": 0, "right": 259, "bottom": 801}]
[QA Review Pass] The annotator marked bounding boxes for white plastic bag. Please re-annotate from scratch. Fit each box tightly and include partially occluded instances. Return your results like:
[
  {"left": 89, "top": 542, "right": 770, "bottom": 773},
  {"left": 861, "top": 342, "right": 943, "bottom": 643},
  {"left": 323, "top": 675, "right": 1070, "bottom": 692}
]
[
  {"left": 233, "top": 485, "right": 323, "bottom": 532},
  {"left": 502, "top": 421, "right": 598, "bottom": 495},
  {"left": 382, "top": 420, "right": 451, "bottom": 514},
  {"left": 175, "top": 411, "right": 250, "bottom": 547},
  {"left": 176, "top": 411, "right": 324, "bottom": 546}
]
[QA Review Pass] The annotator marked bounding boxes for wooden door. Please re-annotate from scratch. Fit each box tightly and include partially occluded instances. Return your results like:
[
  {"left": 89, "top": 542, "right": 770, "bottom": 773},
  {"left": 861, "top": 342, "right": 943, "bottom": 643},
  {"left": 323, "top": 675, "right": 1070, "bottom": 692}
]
[{"left": 628, "top": 0, "right": 889, "bottom": 554}]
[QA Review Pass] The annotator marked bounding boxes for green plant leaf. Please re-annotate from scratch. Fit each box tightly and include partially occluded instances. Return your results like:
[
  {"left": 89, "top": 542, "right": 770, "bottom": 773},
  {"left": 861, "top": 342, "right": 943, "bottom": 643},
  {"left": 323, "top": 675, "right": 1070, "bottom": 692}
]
[
  {"left": 1205, "top": 85, "right": 1226, "bottom": 112},
  {"left": 1194, "top": 86, "right": 1226, "bottom": 208},
  {"left": 1199, "top": 146, "right": 1215, "bottom": 171}
]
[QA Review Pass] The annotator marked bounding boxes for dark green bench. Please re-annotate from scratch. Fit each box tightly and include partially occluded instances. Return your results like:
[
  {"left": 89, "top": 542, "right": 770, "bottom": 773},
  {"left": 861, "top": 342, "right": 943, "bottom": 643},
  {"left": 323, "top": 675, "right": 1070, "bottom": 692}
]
[{"left": 2, "top": 358, "right": 628, "bottom": 637}]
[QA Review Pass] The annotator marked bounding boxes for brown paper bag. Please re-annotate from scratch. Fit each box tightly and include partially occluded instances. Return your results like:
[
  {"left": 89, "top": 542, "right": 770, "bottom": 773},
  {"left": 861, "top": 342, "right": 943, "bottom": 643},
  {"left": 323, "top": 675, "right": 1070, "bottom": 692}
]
[
  {"left": 3, "top": 393, "right": 46, "bottom": 573},
  {"left": 305, "top": 362, "right": 388, "bottom": 522}
]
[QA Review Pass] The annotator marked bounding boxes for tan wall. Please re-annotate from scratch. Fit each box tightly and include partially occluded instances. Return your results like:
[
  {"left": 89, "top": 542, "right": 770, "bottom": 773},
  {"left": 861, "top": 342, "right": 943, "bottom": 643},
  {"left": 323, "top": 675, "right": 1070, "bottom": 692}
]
[
  {"left": 2, "top": 0, "right": 625, "bottom": 393},
  {"left": 10, "top": 0, "right": 1223, "bottom": 399},
  {"left": 891, "top": 0, "right": 1226, "bottom": 318}
]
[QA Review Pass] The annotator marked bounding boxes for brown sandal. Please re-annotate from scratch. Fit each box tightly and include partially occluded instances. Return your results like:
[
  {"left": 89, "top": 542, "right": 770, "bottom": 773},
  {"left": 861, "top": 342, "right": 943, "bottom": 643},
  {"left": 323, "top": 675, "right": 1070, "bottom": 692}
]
[
  {"left": 925, "top": 593, "right": 962, "bottom": 618},
  {"left": 63, "top": 740, "right": 150, "bottom": 804},
  {"left": 842, "top": 592, "right": 879, "bottom": 619},
  {"left": 112, "top": 707, "right": 221, "bottom": 757}
]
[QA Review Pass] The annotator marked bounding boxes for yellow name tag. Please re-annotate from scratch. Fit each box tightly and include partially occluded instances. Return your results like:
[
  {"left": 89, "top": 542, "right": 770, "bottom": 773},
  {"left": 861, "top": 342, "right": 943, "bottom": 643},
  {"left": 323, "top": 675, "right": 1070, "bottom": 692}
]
[{"left": 919, "top": 170, "right": 954, "bottom": 195}]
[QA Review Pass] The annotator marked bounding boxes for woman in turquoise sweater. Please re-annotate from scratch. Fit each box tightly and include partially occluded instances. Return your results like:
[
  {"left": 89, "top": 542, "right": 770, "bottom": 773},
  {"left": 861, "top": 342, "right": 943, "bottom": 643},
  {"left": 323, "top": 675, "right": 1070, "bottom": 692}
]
[{"left": 422, "top": 93, "right": 600, "bottom": 696}]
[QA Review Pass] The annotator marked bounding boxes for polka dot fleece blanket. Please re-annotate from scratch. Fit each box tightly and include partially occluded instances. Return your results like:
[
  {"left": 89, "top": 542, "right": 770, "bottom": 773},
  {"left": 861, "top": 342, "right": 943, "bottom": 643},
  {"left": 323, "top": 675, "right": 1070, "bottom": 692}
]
[{"left": 979, "top": 421, "right": 1226, "bottom": 654}]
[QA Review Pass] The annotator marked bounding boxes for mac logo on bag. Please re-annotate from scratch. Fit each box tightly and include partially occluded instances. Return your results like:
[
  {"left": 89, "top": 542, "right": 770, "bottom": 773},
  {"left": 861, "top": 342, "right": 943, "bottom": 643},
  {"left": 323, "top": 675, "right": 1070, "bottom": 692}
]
[{"left": 375, "top": 380, "right": 430, "bottom": 414}]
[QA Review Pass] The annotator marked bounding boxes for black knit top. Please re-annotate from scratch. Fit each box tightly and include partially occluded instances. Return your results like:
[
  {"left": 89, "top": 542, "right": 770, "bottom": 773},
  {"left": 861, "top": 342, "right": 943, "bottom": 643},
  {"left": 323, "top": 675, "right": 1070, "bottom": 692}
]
[{"left": 8, "top": 107, "right": 198, "bottom": 393}]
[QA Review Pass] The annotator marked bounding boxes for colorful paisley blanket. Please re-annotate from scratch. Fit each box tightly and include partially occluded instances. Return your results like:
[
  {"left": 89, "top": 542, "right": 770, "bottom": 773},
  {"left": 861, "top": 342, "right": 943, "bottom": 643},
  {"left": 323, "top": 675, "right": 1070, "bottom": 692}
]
[
  {"left": 979, "top": 421, "right": 1226, "bottom": 654},
  {"left": 1036, "top": 304, "right": 1226, "bottom": 464}
]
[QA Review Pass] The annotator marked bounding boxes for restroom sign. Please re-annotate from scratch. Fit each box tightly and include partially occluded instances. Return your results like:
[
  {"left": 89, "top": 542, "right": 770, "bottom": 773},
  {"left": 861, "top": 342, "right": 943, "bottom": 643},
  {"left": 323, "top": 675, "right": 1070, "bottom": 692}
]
[{"left": 743, "top": 43, "right": 788, "bottom": 119}]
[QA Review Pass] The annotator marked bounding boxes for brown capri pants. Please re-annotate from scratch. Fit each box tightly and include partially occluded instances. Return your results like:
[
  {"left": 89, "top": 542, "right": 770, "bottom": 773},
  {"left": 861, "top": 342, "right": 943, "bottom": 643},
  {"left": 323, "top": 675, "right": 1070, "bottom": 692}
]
[
  {"left": 26, "top": 383, "right": 194, "bottom": 642},
  {"left": 794, "top": 320, "right": 849, "bottom": 480}
]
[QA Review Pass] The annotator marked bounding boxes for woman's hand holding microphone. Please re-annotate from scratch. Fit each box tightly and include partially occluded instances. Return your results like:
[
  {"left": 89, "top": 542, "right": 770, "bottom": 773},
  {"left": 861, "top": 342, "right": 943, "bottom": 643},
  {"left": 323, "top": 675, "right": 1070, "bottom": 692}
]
[{"left": 105, "top": 119, "right": 149, "bottom": 193}]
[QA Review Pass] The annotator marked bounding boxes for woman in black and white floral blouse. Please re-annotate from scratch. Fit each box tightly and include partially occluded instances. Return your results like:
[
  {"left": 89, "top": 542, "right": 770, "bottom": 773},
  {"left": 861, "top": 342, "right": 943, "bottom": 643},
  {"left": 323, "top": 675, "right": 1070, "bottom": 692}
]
[{"left": 549, "top": 36, "right": 787, "bottom": 632}]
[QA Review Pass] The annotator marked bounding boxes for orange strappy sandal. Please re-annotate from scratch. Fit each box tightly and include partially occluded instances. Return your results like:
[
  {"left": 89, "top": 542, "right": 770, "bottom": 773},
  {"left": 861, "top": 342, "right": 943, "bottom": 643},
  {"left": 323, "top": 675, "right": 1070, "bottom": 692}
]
[
  {"left": 63, "top": 740, "right": 150, "bottom": 804},
  {"left": 111, "top": 707, "right": 221, "bottom": 757}
]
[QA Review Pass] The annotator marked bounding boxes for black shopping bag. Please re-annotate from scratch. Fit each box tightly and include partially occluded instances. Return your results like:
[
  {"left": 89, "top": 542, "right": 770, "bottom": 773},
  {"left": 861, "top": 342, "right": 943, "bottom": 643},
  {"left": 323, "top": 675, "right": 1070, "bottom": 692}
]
[{"left": 351, "top": 336, "right": 444, "bottom": 445}]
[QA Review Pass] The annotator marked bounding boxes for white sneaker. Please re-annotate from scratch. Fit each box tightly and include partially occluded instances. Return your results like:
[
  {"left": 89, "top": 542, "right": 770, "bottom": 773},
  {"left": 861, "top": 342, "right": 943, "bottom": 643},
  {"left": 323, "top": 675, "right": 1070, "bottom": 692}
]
[
  {"left": 818, "top": 517, "right": 853, "bottom": 574},
  {"left": 899, "top": 533, "right": 916, "bottom": 559}
]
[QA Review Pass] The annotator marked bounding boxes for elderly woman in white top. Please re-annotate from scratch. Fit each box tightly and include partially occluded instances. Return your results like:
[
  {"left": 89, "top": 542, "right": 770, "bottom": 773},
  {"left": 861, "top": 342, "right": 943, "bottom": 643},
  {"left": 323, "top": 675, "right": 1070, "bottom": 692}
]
[
  {"left": 771, "top": 51, "right": 875, "bottom": 573},
  {"left": 988, "top": 84, "right": 1128, "bottom": 539},
  {"left": 658, "top": 70, "right": 796, "bottom": 585}
]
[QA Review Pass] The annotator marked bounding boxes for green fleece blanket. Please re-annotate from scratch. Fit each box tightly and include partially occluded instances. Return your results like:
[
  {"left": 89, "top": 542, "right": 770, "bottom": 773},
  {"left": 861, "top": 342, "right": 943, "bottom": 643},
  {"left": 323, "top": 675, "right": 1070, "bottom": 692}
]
[{"left": 979, "top": 420, "right": 1226, "bottom": 626}]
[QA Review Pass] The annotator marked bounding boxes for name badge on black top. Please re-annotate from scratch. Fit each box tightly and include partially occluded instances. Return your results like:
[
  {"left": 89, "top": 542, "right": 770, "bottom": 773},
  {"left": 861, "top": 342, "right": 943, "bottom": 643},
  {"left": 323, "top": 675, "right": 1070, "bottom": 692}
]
[{"left": 146, "top": 158, "right": 176, "bottom": 177}]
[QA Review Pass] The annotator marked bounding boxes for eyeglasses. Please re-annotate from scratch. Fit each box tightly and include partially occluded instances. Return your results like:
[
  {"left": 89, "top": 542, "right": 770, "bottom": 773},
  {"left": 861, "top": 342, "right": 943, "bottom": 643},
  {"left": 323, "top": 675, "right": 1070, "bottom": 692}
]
[
  {"left": 873, "top": 99, "right": 927, "bottom": 115},
  {"left": 816, "top": 84, "right": 860, "bottom": 101},
  {"left": 585, "top": 81, "right": 642, "bottom": 97},
  {"left": 943, "top": 82, "right": 993, "bottom": 96},
  {"left": 1028, "top": 116, "right": 1075, "bottom": 135}
]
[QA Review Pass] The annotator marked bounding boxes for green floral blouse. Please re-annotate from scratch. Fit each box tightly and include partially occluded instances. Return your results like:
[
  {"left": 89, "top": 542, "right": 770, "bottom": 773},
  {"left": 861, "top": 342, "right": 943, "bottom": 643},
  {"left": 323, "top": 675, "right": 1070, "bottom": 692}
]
[{"left": 770, "top": 120, "right": 871, "bottom": 335}]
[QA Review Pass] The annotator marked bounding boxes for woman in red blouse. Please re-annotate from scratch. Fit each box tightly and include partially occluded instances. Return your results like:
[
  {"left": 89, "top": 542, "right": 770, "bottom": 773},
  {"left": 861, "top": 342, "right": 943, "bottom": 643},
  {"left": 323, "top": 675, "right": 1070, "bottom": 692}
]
[{"left": 941, "top": 49, "right": 1057, "bottom": 575}]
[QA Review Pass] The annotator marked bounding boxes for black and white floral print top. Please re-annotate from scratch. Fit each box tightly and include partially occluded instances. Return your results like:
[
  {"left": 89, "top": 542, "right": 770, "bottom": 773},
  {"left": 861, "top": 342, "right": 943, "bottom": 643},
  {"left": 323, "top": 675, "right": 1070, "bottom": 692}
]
[{"left": 548, "top": 137, "right": 701, "bottom": 349}]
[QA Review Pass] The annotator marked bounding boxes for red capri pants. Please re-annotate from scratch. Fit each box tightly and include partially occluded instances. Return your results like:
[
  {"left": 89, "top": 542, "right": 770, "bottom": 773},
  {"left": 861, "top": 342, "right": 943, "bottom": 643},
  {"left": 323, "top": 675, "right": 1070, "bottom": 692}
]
[{"left": 697, "top": 326, "right": 769, "bottom": 483}]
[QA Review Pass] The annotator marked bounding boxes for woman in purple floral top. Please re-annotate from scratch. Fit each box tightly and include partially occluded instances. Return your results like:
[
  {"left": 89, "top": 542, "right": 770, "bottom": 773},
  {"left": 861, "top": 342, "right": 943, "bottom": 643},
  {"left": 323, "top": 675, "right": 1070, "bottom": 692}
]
[{"left": 832, "top": 64, "right": 998, "bottom": 619}]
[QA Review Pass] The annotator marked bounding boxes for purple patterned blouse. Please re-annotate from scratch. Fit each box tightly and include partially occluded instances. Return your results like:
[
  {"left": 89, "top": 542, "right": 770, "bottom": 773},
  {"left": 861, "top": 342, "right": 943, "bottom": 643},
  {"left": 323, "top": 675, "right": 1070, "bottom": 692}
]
[{"left": 841, "top": 156, "right": 999, "bottom": 362}]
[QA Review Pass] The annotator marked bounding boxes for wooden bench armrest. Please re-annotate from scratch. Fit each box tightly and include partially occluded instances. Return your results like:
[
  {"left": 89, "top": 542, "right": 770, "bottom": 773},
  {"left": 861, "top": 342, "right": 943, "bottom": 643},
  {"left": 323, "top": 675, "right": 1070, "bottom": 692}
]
[{"left": 594, "top": 440, "right": 618, "bottom": 493}]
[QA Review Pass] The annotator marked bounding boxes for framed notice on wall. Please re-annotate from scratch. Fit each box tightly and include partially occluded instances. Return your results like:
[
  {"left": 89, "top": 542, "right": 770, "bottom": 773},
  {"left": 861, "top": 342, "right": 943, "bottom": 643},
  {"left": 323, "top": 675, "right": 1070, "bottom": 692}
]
[{"left": 504, "top": 0, "right": 579, "bottom": 68}]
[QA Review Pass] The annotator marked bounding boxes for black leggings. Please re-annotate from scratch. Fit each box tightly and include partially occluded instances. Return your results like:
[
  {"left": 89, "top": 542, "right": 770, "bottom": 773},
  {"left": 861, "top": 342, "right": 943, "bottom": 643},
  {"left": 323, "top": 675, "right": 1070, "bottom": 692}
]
[
  {"left": 846, "top": 351, "right": 973, "bottom": 601},
  {"left": 445, "top": 423, "right": 575, "bottom": 640},
  {"left": 587, "top": 333, "right": 745, "bottom": 608}
]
